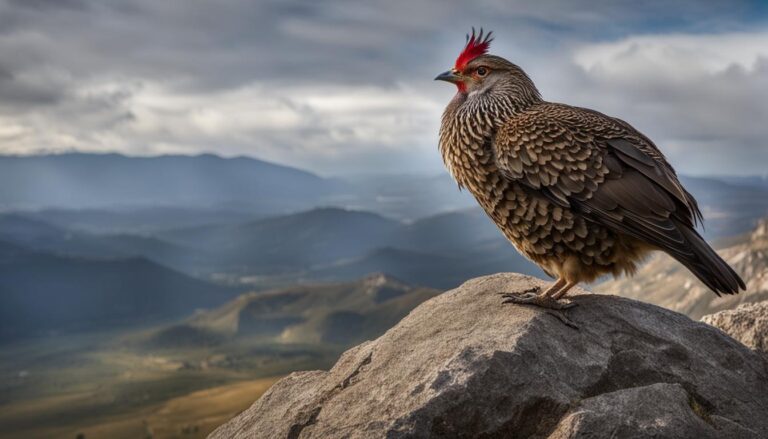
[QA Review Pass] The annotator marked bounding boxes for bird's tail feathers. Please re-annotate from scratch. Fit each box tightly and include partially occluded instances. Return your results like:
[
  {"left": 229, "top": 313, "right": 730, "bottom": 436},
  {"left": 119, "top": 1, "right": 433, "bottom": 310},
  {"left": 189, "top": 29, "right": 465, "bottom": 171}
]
[{"left": 671, "top": 224, "right": 745, "bottom": 296}]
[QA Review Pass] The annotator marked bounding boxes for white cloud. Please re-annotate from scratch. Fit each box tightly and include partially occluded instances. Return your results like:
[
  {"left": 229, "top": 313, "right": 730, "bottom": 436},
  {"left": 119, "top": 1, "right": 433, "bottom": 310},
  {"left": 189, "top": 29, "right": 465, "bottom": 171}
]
[
  {"left": 574, "top": 31, "right": 768, "bottom": 76},
  {"left": 0, "top": 78, "right": 445, "bottom": 173},
  {"left": 546, "top": 31, "right": 768, "bottom": 176},
  {"left": 0, "top": 0, "right": 764, "bottom": 175}
]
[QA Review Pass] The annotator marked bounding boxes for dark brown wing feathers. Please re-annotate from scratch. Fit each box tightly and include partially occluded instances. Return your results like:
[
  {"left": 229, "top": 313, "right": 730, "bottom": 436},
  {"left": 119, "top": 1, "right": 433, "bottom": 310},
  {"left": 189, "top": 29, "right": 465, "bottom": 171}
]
[
  {"left": 495, "top": 103, "right": 744, "bottom": 295},
  {"left": 607, "top": 138, "right": 702, "bottom": 227}
]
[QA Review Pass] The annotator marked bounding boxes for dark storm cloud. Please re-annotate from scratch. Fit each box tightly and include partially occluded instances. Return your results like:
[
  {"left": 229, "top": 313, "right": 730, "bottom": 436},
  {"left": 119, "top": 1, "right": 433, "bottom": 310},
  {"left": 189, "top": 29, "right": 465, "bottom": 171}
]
[
  {"left": 6, "top": 0, "right": 88, "bottom": 10},
  {"left": 0, "top": 0, "right": 765, "bottom": 174},
  {"left": 0, "top": 0, "right": 755, "bottom": 88}
]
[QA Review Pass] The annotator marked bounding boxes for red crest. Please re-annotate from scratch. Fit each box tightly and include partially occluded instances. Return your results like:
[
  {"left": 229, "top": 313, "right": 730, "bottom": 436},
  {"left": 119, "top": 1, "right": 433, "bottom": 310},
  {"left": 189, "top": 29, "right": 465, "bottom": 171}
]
[{"left": 455, "top": 28, "right": 493, "bottom": 71}]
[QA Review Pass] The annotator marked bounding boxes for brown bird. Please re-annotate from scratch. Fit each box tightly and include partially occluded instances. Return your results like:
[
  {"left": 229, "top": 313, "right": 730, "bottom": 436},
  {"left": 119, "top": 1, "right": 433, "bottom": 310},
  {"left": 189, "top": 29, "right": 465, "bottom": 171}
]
[{"left": 435, "top": 29, "right": 745, "bottom": 318}]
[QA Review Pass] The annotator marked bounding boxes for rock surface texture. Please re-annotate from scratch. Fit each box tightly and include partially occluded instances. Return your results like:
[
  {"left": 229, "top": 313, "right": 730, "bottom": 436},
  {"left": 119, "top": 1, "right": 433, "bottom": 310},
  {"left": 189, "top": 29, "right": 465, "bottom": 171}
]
[
  {"left": 702, "top": 301, "right": 768, "bottom": 356},
  {"left": 210, "top": 273, "right": 768, "bottom": 439}
]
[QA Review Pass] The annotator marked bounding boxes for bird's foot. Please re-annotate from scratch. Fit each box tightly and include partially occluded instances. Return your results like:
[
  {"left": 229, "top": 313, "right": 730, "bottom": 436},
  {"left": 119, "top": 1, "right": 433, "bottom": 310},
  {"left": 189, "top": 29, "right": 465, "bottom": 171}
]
[
  {"left": 499, "top": 289, "right": 579, "bottom": 329},
  {"left": 501, "top": 286, "right": 541, "bottom": 301},
  {"left": 500, "top": 289, "right": 576, "bottom": 310}
]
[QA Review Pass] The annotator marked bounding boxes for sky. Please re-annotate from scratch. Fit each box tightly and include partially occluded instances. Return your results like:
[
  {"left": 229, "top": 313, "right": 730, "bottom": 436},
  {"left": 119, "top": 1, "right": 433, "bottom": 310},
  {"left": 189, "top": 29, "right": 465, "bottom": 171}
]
[{"left": 0, "top": 0, "right": 766, "bottom": 176}]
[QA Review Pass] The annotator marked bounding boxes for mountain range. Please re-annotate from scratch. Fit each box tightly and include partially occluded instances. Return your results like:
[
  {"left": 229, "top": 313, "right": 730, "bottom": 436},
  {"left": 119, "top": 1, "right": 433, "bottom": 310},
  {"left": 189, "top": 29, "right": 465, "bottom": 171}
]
[
  {"left": 7, "top": 153, "right": 765, "bottom": 230},
  {"left": 0, "top": 239, "right": 234, "bottom": 340},
  {"left": 0, "top": 153, "right": 345, "bottom": 213},
  {"left": 1, "top": 206, "right": 547, "bottom": 288},
  {"left": 2, "top": 152, "right": 768, "bottom": 342},
  {"left": 0, "top": 206, "right": 542, "bottom": 341}
]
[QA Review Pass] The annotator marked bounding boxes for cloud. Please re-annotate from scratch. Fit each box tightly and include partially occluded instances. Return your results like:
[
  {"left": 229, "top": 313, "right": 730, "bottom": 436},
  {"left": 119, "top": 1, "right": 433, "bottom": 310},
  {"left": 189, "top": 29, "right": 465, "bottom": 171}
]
[
  {"left": 0, "top": 77, "right": 443, "bottom": 174},
  {"left": 574, "top": 32, "right": 768, "bottom": 75},
  {"left": 549, "top": 31, "right": 768, "bottom": 175},
  {"left": 0, "top": 0, "right": 765, "bottom": 174}
]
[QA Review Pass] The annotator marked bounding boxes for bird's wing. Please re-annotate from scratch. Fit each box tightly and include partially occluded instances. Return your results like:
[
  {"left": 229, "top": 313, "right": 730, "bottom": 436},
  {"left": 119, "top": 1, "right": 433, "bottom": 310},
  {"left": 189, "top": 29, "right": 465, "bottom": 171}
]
[
  {"left": 605, "top": 114, "right": 702, "bottom": 226},
  {"left": 493, "top": 103, "right": 699, "bottom": 228},
  {"left": 492, "top": 103, "right": 737, "bottom": 290}
]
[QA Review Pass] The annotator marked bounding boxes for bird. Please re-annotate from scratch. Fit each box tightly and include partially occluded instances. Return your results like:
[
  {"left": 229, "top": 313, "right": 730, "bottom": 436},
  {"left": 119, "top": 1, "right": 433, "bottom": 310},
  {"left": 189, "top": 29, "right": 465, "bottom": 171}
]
[{"left": 435, "top": 28, "right": 745, "bottom": 319}]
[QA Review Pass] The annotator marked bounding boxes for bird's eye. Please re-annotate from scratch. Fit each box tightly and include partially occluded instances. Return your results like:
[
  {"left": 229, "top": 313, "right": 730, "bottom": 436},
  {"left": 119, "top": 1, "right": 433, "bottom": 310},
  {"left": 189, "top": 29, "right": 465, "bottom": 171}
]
[{"left": 476, "top": 67, "right": 488, "bottom": 76}]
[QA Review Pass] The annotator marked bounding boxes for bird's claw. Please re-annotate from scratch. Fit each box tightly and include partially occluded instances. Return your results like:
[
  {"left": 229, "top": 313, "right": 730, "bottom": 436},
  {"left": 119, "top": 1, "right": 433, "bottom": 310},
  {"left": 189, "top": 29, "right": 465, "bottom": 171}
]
[
  {"left": 500, "top": 289, "right": 575, "bottom": 310},
  {"left": 501, "top": 291, "right": 538, "bottom": 301},
  {"left": 499, "top": 288, "right": 579, "bottom": 329},
  {"left": 499, "top": 286, "right": 539, "bottom": 301}
]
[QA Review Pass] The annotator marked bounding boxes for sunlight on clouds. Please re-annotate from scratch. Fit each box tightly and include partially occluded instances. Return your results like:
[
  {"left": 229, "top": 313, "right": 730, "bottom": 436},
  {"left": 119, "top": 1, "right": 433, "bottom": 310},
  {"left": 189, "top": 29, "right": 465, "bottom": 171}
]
[
  {"left": 0, "top": 119, "right": 28, "bottom": 141},
  {"left": 1, "top": 78, "right": 444, "bottom": 172},
  {"left": 574, "top": 31, "right": 768, "bottom": 77},
  {"left": 565, "top": 30, "right": 768, "bottom": 175},
  {"left": 126, "top": 83, "right": 442, "bottom": 155}
]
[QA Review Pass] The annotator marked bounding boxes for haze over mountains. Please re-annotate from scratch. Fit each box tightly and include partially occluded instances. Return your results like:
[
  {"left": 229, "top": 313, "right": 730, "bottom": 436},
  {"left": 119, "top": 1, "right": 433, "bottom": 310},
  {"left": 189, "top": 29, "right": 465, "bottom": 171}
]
[
  {"left": 0, "top": 153, "right": 475, "bottom": 223},
  {"left": 0, "top": 206, "right": 544, "bottom": 292},
  {"left": 0, "top": 153, "right": 343, "bottom": 213},
  {"left": 2, "top": 153, "right": 766, "bottom": 231},
  {"left": 1, "top": 152, "right": 767, "bottom": 341}
]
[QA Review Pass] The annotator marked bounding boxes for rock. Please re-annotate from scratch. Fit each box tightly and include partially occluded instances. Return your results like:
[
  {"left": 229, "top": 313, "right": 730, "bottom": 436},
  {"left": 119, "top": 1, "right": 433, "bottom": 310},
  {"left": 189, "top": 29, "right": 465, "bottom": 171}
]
[
  {"left": 549, "top": 383, "right": 717, "bottom": 438},
  {"left": 210, "top": 273, "right": 768, "bottom": 439},
  {"left": 702, "top": 301, "right": 768, "bottom": 355}
]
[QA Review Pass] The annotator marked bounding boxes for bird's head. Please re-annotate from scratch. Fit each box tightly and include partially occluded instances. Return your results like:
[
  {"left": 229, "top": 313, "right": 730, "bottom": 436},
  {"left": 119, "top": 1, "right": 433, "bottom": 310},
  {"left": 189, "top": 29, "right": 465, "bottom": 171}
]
[{"left": 435, "top": 28, "right": 540, "bottom": 104}]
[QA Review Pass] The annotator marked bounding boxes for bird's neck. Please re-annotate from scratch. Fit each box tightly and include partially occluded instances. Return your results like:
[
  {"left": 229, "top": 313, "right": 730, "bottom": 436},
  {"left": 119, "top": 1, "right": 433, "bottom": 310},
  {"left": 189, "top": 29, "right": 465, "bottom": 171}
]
[
  {"left": 438, "top": 96, "right": 500, "bottom": 187},
  {"left": 439, "top": 92, "right": 541, "bottom": 189}
]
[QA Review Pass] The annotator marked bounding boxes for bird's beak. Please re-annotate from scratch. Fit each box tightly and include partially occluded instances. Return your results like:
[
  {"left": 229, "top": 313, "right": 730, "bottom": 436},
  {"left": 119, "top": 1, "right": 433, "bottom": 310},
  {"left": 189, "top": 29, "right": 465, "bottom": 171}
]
[{"left": 434, "top": 69, "right": 462, "bottom": 84}]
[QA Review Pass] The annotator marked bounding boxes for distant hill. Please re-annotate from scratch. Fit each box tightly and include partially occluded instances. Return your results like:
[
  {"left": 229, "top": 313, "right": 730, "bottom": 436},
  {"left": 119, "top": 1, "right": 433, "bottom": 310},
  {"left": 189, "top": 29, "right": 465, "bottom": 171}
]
[
  {"left": 396, "top": 208, "right": 508, "bottom": 253},
  {"left": 597, "top": 218, "right": 768, "bottom": 319},
  {"left": 338, "top": 173, "right": 768, "bottom": 231},
  {"left": 21, "top": 206, "right": 260, "bottom": 234},
  {"left": 137, "top": 274, "right": 439, "bottom": 349},
  {"left": 0, "top": 241, "right": 235, "bottom": 341},
  {"left": 154, "top": 207, "right": 544, "bottom": 286},
  {"left": 0, "top": 214, "right": 206, "bottom": 272},
  {"left": 1, "top": 153, "right": 765, "bottom": 234},
  {"left": 717, "top": 175, "right": 768, "bottom": 191},
  {"left": 5, "top": 184, "right": 763, "bottom": 293},
  {"left": 159, "top": 207, "right": 402, "bottom": 274},
  {"left": 0, "top": 207, "right": 544, "bottom": 290},
  {"left": 679, "top": 176, "right": 768, "bottom": 239},
  {"left": 339, "top": 173, "right": 476, "bottom": 220},
  {"left": 0, "top": 153, "right": 346, "bottom": 212},
  {"left": 313, "top": 209, "right": 546, "bottom": 288},
  {"left": 311, "top": 247, "right": 467, "bottom": 288}
]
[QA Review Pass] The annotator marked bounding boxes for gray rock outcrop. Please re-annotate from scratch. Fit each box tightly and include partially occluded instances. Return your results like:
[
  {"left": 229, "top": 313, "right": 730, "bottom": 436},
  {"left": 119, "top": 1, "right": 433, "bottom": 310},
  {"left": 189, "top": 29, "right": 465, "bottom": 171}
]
[
  {"left": 702, "top": 301, "right": 768, "bottom": 356},
  {"left": 210, "top": 273, "right": 768, "bottom": 439}
]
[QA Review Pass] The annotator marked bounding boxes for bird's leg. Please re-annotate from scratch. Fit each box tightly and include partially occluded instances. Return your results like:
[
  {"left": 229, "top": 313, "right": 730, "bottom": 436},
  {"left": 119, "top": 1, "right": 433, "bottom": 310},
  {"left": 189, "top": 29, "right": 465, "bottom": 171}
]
[
  {"left": 500, "top": 278, "right": 579, "bottom": 329},
  {"left": 551, "top": 281, "right": 577, "bottom": 300},
  {"left": 541, "top": 278, "right": 568, "bottom": 298}
]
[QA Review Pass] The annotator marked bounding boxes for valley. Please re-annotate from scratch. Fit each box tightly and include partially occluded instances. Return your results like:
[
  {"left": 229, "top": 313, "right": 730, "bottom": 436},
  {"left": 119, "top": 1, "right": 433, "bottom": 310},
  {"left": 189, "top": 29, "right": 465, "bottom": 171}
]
[
  {"left": 0, "top": 275, "right": 437, "bottom": 438},
  {"left": 1, "top": 153, "right": 767, "bottom": 438}
]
